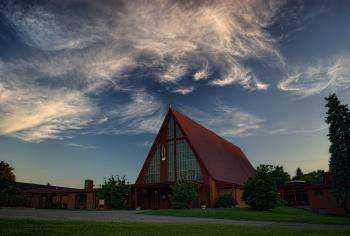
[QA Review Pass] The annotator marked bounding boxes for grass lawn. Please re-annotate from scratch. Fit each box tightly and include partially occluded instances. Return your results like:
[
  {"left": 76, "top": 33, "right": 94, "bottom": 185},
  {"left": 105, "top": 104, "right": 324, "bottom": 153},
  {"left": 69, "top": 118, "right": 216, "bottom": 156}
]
[
  {"left": 142, "top": 206, "right": 350, "bottom": 225},
  {"left": 0, "top": 219, "right": 350, "bottom": 236}
]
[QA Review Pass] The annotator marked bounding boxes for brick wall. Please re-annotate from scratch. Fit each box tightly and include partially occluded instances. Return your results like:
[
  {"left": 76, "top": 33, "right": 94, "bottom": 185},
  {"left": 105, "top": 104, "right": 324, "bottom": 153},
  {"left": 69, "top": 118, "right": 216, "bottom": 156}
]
[{"left": 307, "top": 188, "right": 345, "bottom": 215}]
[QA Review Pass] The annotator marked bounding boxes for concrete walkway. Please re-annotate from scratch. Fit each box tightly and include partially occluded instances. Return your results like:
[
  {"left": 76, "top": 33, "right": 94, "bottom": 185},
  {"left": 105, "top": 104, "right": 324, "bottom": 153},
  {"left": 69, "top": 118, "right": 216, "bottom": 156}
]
[{"left": 0, "top": 208, "right": 349, "bottom": 230}]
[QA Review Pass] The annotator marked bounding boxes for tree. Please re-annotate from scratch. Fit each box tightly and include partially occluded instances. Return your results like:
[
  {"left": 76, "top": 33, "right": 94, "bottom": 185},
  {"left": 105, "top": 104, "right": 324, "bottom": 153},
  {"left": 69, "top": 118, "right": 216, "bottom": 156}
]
[
  {"left": 0, "top": 161, "right": 16, "bottom": 191},
  {"left": 170, "top": 180, "right": 198, "bottom": 209},
  {"left": 256, "top": 164, "right": 290, "bottom": 186},
  {"left": 98, "top": 175, "right": 131, "bottom": 209},
  {"left": 325, "top": 93, "right": 350, "bottom": 212},
  {"left": 0, "top": 161, "right": 26, "bottom": 207},
  {"left": 300, "top": 170, "right": 325, "bottom": 184},
  {"left": 293, "top": 167, "right": 304, "bottom": 180},
  {"left": 242, "top": 171, "right": 279, "bottom": 211}
]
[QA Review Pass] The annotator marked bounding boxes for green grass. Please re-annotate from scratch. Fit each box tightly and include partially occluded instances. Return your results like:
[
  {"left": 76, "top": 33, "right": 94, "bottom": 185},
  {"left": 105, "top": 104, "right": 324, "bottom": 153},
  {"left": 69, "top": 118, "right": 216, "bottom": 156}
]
[
  {"left": 142, "top": 206, "right": 350, "bottom": 225},
  {"left": 0, "top": 219, "right": 349, "bottom": 236}
]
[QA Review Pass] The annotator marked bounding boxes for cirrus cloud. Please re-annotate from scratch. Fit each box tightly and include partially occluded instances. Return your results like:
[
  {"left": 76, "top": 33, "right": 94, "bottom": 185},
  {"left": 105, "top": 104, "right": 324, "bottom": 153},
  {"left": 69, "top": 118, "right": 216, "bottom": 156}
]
[
  {"left": 278, "top": 56, "right": 350, "bottom": 97},
  {"left": 0, "top": 0, "right": 286, "bottom": 142}
]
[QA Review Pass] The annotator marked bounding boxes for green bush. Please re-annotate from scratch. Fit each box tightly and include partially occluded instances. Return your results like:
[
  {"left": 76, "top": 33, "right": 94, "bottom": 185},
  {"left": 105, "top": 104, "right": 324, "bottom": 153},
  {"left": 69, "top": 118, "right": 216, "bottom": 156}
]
[
  {"left": 98, "top": 175, "right": 131, "bottom": 209},
  {"left": 214, "top": 194, "right": 237, "bottom": 208},
  {"left": 170, "top": 180, "right": 198, "bottom": 209},
  {"left": 242, "top": 172, "right": 279, "bottom": 211}
]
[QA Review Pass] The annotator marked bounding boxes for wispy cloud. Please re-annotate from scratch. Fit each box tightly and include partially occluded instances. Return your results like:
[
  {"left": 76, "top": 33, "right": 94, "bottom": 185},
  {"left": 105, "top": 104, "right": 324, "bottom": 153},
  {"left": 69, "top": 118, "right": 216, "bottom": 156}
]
[
  {"left": 0, "top": 85, "right": 95, "bottom": 142},
  {"left": 179, "top": 101, "right": 265, "bottom": 138},
  {"left": 266, "top": 126, "right": 327, "bottom": 136},
  {"left": 2, "top": 0, "right": 282, "bottom": 89},
  {"left": 278, "top": 56, "right": 350, "bottom": 97},
  {"left": 67, "top": 142, "right": 100, "bottom": 150},
  {"left": 172, "top": 87, "right": 195, "bottom": 95},
  {"left": 102, "top": 90, "right": 165, "bottom": 135},
  {"left": 0, "top": 0, "right": 287, "bottom": 142}
]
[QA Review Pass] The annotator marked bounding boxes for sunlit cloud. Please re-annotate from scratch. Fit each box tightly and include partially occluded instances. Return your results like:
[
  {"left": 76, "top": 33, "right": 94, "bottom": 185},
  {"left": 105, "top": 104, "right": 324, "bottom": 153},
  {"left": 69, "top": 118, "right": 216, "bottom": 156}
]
[
  {"left": 3, "top": 2, "right": 104, "bottom": 51},
  {"left": 2, "top": 0, "right": 282, "bottom": 89},
  {"left": 210, "top": 66, "right": 270, "bottom": 90},
  {"left": 66, "top": 142, "right": 100, "bottom": 150},
  {"left": 278, "top": 56, "right": 350, "bottom": 97},
  {"left": 0, "top": 87, "right": 95, "bottom": 142},
  {"left": 0, "top": 0, "right": 286, "bottom": 142},
  {"left": 172, "top": 87, "right": 195, "bottom": 95},
  {"left": 193, "top": 64, "right": 209, "bottom": 81},
  {"left": 266, "top": 126, "right": 327, "bottom": 136}
]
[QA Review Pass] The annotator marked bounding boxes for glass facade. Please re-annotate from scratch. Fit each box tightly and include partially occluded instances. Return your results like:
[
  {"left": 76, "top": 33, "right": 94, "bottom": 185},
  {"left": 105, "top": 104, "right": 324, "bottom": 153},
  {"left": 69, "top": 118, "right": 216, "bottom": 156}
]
[
  {"left": 144, "top": 115, "right": 202, "bottom": 183},
  {"left": 167, "top": 141, "right": 175, "bottom": 181},
  {"left": 176, "top": 139, "right": 202, "bottom": 181},
  {"left": 167, "top": 116, "right": 174, "bottom": 140},
  {"left": 175, "top": 124, "right": 184, "bottom": 138},
  {"left": 144, "top": 145, "right": 161, "bottom": 183}
]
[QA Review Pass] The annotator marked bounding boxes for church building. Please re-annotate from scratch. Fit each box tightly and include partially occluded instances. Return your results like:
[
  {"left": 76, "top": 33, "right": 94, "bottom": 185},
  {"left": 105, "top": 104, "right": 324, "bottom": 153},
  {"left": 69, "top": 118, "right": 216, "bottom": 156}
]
[{"left": 134, "top": 107, "right": 256, "bottom": 209}]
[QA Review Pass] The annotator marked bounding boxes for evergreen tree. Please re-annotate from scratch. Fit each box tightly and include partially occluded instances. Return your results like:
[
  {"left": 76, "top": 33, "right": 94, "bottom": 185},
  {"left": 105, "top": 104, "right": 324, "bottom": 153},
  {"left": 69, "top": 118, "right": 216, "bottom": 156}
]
[{"left": 325, "top": 93, "right": 350, "bottom": 212}]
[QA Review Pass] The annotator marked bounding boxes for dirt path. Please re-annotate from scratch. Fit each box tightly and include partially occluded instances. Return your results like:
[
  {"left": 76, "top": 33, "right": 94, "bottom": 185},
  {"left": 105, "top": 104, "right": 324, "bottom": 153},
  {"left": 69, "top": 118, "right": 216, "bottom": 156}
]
[{"left": 0, "top": 208, "right": 349, "bottom": 230}]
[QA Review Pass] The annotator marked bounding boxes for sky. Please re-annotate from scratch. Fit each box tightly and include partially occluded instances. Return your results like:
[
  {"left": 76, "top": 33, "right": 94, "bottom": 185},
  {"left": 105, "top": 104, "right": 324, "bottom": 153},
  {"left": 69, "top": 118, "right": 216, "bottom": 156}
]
[{"left": 1, "top": 0, "right": 350, "bottom": 188}]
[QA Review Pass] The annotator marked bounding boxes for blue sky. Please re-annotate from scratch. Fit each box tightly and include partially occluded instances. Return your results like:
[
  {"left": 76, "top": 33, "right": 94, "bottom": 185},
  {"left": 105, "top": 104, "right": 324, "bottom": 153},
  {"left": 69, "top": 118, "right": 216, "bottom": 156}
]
[{"left": 1, "top": 0, "right": 350, "bottom": 188}]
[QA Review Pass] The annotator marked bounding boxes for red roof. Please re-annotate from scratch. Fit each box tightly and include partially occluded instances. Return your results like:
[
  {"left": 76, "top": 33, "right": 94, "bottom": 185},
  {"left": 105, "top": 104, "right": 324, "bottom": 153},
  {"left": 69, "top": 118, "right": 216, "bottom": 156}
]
[{"left": 171, "top": 108, "right": 256, "bottom": 185}]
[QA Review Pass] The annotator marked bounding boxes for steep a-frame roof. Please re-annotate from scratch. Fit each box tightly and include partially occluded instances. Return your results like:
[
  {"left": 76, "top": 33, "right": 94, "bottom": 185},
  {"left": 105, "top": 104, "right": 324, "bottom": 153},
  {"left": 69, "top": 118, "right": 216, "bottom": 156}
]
[{"left": 171, "top": 107, "right": 255, "bottom": 185}]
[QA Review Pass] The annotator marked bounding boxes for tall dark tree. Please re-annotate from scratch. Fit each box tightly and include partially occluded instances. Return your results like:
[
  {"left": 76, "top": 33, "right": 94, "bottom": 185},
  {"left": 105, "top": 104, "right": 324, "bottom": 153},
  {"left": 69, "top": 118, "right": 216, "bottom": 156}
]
[
  {"left": 256, "top": 164, "right": 290, "bottom": 186},
  {"left": 325, "top": 93, "right": 350, "bottom": 212},
  {"left": 0, "top": 161, "right": 16, "bottom": 191},
  {"left": 0, "top": 161, "right": 26, "bottom": 207}
]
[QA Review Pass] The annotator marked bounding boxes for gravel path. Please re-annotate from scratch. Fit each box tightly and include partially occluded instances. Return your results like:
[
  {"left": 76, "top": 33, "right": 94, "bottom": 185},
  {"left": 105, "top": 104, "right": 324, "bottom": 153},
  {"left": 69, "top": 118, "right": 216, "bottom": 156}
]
[{"left": 0, "top": 208, "right": 349, "bottom": 230}]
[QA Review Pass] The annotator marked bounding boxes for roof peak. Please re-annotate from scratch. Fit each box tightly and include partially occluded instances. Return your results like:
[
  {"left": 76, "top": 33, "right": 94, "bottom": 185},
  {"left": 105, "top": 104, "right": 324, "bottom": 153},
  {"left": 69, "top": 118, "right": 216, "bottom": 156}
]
[{"left": 169, "top": 108, "right": 256, "bottom": 184}]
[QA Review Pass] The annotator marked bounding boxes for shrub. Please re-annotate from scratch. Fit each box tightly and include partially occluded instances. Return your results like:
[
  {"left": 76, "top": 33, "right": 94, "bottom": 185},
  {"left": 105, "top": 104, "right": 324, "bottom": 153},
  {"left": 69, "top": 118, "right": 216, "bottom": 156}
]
[
  {"left": 214, "top": 194, "right": 237, "bottom": 208},
  {"left": 170, "top": 180, "right": 198, "bottom": 209},
  {"left": 242, "top": 172, "right": 279, "bottom": 211},
  {"left": 98, "top": 175, "right": 131, "bottom": 209},
  {"left": 0, "top": 186, "right": 26, "bottom": 207}
]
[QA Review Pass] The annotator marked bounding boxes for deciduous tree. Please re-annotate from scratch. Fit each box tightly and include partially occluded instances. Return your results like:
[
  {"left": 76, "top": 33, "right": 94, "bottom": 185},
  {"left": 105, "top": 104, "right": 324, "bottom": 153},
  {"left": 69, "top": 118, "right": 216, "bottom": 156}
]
[
  {"left": 98, "top": 175, "right": 131, "bottom": 209},
  {"left": 256, "top": 164, "right": 290, "bottom": 186},
  {"left": 170, "top": 180, "right": 198, "bottom": 209},
  {"left": 0, "top": 161, "right": 26, "bottom": 207},
  {"left": 0, "top": 161, "right": 15, "bottom": 191},
  {"left": 242, "top": 171, "right": 279, "bottom": 211}
]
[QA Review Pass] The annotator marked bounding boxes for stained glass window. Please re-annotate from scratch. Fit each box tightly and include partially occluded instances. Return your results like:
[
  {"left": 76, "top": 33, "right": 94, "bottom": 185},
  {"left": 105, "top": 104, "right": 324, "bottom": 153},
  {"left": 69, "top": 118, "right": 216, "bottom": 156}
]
[
  {"left": 175, "top": 124, "right": 184, "bottom": 138},
  {"left": 145, "top": 114, "right": 202, "bottom": 184},
  {"left": 176, "top": 139, "right": 202, "bottom": 181},
  {"left": 167, "top": 116, "right": 174, "bottom": 140},
  {"left": 144, "top": 145, "right": 161, "bottom": 183},
  {"left": 167, "top": 141, "right": 175, "bottom": 181}
]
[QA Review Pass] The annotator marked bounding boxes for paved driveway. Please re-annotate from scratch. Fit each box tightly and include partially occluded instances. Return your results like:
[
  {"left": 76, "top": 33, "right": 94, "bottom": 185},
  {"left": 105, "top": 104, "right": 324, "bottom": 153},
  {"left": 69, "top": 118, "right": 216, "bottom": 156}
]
[{"left": 0, "top": 208, "right": 349, "bottom": 230}]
